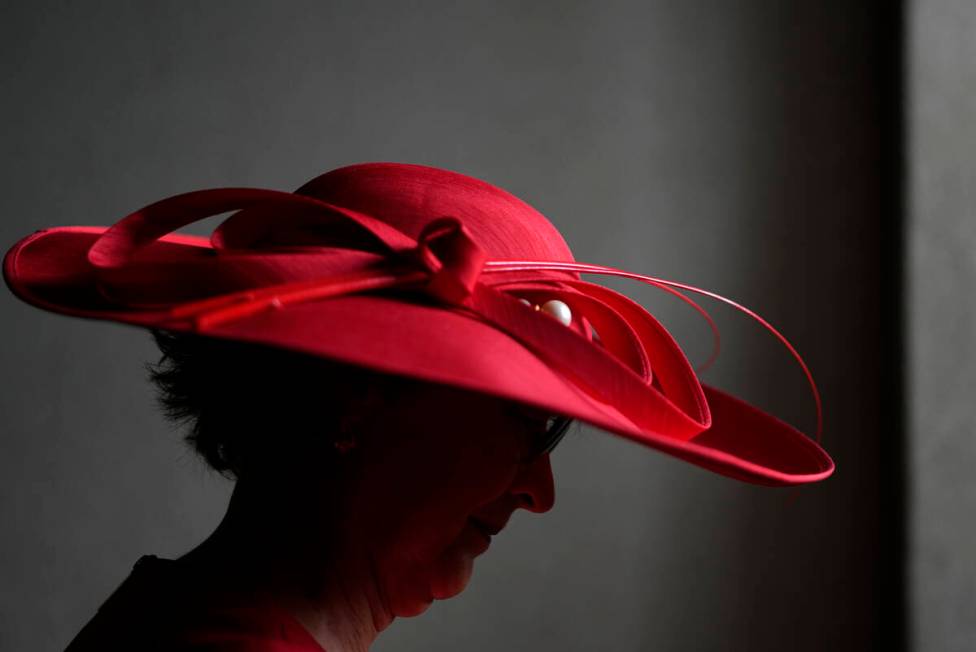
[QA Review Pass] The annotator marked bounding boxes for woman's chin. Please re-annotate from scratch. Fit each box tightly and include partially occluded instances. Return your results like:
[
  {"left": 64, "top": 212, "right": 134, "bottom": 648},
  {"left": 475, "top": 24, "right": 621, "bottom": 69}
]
[
  {"left": 430, "top": 552, "right": 475, "bottom": 600},
  {"left": 391, "top": 553, "right": 475, "bottom": 617},
  {"left": 396, "top": 597, "right": 434, "bottom": 618}
]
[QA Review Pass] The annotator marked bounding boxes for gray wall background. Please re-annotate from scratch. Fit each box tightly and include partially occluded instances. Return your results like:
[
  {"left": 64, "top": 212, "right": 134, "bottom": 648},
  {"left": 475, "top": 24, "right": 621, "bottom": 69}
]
[
  {"left": 908, "top": 1, "right": 976, "bottom": 651},
  {"left": 0, "top": 3, "right": 887, "bottom": 651}
]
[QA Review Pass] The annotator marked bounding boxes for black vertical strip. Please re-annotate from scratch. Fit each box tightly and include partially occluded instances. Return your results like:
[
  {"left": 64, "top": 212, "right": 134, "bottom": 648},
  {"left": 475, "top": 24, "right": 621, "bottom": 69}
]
[{"left": 879, "top": 1, "right": 906, "bottom": 651}]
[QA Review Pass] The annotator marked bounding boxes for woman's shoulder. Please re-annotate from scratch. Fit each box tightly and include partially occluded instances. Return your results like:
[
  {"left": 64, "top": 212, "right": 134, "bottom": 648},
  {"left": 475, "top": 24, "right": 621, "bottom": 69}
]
[{"left": 63, "top": 556, "right": 326, "bottom": 652}]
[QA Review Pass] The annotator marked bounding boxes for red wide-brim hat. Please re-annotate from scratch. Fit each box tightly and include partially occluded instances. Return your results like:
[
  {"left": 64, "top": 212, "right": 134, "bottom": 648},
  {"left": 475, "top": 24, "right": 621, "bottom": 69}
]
[{"left": 3, "top": 162, "right": 833, "bottom": 486}]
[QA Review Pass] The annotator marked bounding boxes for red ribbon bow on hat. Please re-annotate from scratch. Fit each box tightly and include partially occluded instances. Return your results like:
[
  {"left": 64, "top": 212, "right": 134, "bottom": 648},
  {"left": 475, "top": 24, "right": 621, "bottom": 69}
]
[{"left": 84, "top": 186, "right": 822, "bottom": 452}]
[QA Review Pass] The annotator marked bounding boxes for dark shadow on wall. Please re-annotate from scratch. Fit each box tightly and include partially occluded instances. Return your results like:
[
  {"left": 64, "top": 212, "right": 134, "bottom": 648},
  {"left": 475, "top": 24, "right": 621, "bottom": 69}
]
[{"left": 643, "top": 3, "right": 902, "bottom": 651}]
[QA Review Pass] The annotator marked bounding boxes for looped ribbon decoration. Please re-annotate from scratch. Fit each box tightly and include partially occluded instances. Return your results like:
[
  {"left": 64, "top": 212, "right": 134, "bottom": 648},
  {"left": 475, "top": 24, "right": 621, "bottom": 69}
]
[{"left": 85, "top": 186, "right": 823, "bottom": 449}]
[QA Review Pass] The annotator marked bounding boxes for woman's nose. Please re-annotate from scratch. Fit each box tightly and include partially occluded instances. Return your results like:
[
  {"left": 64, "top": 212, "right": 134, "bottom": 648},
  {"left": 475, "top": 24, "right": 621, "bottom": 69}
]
[{"left": 510, "top": 453, "right": 556, "bottom": 513}]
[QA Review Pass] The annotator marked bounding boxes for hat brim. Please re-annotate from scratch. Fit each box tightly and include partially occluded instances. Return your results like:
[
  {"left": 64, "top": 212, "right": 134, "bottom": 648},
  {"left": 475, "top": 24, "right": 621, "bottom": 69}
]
[{"left": 4, "top": 227, "right": 834, "bottom": 486}]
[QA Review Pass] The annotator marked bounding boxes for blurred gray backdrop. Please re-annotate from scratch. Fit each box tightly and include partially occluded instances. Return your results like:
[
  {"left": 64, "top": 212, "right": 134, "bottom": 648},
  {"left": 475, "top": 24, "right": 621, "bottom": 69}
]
[
  {"left": 908, "top": 2, "right": 976, "bottom": 652},
  {"left": 1, "top": 2, "right": 890, "bottom": 651}
]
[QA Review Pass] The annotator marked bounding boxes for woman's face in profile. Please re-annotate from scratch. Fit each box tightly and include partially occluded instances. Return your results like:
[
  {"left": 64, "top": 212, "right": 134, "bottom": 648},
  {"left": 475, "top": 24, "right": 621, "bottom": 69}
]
[{"left": 343, "top": 382, "right": 557, "bottom": 617}]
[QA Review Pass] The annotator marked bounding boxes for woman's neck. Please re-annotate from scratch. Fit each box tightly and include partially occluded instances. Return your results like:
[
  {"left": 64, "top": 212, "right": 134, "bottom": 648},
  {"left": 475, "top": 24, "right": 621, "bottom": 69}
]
[{"left": 176, "top": 478, "right": 394, "bottom": 652}]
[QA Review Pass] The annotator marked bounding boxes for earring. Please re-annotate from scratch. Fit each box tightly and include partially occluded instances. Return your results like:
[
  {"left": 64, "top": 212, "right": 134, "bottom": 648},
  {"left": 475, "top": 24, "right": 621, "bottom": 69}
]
[
  {"left": 334, "top": 417, "right": 359, "bottom": 454},
  {"left": 334, "top": 437, "right": 357, "bottom": 453}
]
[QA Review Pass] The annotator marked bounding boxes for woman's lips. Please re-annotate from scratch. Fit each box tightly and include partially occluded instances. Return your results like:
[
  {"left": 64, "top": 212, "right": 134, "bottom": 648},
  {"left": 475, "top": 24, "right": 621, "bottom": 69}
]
[
  {"left": 461, "top": 517, "right": 508, "bottom": 555},
  {"left": 468, "top": 517, "right": 502, "bottom": 541}
]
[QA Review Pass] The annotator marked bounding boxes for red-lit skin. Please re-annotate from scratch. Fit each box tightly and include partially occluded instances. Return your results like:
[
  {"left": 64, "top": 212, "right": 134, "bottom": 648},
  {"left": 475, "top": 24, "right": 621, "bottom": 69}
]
[{"left": 176, "top": 381, "right": 556, "bottom": 652}]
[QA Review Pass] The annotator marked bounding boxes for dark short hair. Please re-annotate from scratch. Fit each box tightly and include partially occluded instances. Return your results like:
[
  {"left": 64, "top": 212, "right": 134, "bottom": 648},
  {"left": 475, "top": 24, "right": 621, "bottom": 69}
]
[{"left": 144, "top": 329, "right": 402, "bottom": 480}]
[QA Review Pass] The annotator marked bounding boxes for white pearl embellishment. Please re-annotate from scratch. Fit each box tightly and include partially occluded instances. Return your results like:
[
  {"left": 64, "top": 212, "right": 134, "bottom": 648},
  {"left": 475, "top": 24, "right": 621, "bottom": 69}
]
[
  {"left": 516, "top": 296, "right": 573, "bottom": 328},
  {"left": 541, "top": 299, "right": 573, "bottom": 327}
]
